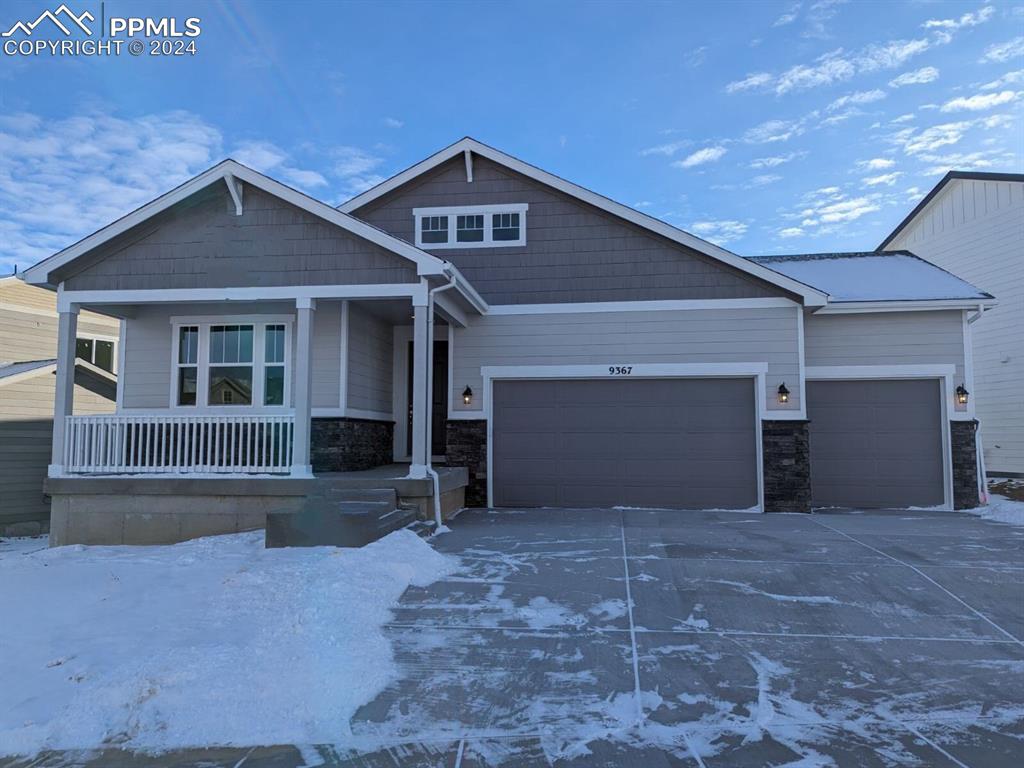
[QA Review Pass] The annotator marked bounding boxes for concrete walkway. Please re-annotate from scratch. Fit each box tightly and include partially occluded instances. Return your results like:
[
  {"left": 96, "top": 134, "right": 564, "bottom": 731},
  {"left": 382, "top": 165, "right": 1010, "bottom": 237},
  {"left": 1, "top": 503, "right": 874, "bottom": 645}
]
[{"left": 5, "top": 507, "right": 1023, "bottom": 766}]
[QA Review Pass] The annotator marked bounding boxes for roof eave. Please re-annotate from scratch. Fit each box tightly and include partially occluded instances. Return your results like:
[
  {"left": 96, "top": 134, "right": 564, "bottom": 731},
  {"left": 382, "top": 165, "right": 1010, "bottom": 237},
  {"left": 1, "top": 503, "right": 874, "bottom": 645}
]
[{"left": 815, "top": 297, "right": 997, "bottom": 314}]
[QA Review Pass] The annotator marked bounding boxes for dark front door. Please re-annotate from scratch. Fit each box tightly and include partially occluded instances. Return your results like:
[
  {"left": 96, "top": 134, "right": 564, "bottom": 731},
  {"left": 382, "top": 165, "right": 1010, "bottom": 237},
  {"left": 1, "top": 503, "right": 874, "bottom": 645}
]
[{"left": 407, "top": 340, "right": 449, "bottom": 457}]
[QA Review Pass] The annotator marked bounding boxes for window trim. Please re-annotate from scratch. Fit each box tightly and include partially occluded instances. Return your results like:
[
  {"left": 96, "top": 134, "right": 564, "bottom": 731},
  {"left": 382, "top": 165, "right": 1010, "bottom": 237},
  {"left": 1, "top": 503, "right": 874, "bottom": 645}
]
[
  {"left": 413, "top": 203, "right": 528, "bottom": 249},
  {"left": 75, "top": 334, "right": 118, "bottom": 373},
  {"left": 168, "top": 315, "right": 293, "bottom": 413}
]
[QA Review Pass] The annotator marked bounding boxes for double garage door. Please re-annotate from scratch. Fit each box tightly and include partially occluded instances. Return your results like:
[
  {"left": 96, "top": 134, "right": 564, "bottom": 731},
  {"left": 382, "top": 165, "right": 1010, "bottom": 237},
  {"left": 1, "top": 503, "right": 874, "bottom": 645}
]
[
  {"left": 492, "top": 378, "right": 759, "bottom": 510},
  {"left": 491, "top": 377, "right": 946, "bottom": 511}
]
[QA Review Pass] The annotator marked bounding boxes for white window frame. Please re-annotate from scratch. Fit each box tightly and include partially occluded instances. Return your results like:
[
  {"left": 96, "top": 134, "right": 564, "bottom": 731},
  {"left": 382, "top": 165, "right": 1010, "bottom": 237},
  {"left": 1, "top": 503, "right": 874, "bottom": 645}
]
[
  {"left": 169, "top": 315, "right": 293, "bottom": 413},
  {"left": 75, "top": 333, "right": 118, "bottom": 373},
  {"left": 413, "top": 203, "right": 528, "bottom": 249}
]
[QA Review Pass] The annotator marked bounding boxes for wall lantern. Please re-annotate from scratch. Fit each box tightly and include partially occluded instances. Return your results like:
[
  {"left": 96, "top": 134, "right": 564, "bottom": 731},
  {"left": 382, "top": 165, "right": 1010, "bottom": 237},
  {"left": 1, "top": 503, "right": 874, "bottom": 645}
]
[
  {"left": 956, "top": 384, "right": 969, "bottom": 405},
  {"left": 462, "top": 386, "right": 473, "bottom": 405},
  {"left": 777, "top": 382, "right": 790, "bottom": 404}
]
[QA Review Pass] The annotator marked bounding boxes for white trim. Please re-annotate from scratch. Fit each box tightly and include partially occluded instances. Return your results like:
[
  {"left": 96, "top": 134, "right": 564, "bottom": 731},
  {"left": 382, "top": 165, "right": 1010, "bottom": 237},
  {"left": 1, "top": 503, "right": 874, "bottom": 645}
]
[
  {"left": 413, "top": 203, "right": 528, "bottom": 250},
  {"left": 464, "top": 149, "right": 473, "bottom": 182},
  {"left": 804, "top": 364, "right": 959, "bottom": 513},
  {"left": 0, "top": 362, "right": 56, "bottom": 387},
  {"left": 796, "top": 306, "right": 807, "bottom": 420},
  {"left": 433, "top": 291, "right": 468, "bottom": 327},
  {"left": 962, "top": 310, "right": 976, "bottom": 420},
  {"left": 115, "top": 322, "right": 126, "bottom": 409},
  {"left": 169, "top": 313, "right": 295, "bottom": 325},
  {"left": 339, "top": 300, "right": 350, "bottom": 411},
  {"left": 22, "top": 159, "right": 450, "bottom": 286},
  {"left": 311, "top": 407, "right": 393, "bottom": 421},
  {"left": 480, "top": 363, "right": 768, "bottom": 513},
  {"left": 487, "top": 297, "right": 797, "bottom": 315},
  {"left": 59, "top": 283, "right": 428, "bottom": 311},
  {"left": 340, "top": 138, "right": 829, "bottom": 306},
  {"left": 391, "top": 321, "right": 449, "bottom": 461},
  {"left": 815, "top": 298, "right": 997, "bottom": 314},
  {"left": 224, "top": 173, "right": 243, "bottom": 215}
]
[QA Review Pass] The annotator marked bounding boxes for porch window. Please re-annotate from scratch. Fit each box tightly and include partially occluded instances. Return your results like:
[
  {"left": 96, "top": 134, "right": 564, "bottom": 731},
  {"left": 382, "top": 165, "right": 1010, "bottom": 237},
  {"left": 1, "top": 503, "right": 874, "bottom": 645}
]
[
  {"left": 170, "top": 318, "right": 291, "bottom": 410},
  {"left": 413, "top": 204, "right": 528, "bottom": 249}
]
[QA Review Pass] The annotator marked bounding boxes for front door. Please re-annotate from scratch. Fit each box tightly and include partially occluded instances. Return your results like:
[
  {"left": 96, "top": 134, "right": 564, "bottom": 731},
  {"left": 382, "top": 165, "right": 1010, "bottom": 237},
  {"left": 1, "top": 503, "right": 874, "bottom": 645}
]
[{"left": 406, "top": 340, "right": 449, "bottom": 457}]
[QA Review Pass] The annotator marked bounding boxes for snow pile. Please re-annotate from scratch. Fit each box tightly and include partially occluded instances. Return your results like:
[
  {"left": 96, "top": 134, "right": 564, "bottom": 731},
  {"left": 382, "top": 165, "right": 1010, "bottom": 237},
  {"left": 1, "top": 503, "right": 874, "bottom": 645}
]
[
  {"left": 966, "top": 493, "right": 1024, "bottom": 527},
  {"left": 0, "top": 529, "right": 456, "bottom": 756}
]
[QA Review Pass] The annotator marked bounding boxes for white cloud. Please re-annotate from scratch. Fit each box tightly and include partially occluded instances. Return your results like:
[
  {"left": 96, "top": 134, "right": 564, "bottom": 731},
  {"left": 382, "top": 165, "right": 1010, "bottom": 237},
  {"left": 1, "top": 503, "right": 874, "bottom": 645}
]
[
  {"left": 918, "top": 149, "right": 1015, "bottom": 175},
  {"left": 858, "top": 157, "right": 895, "bottom": 170},
  {"left": 233, "top": 140, "right": 287, "bottom": 171},
  {"left": 673, "top": 145, "right": 728, "bottom": 168},
  {"left": 725, "top": 72, "right": 773, "bottom": 93},
  {"left": 862, "top": 171, "right": 903, "bottom": 186},
  {"left": 774, "top": 49, "right": 857, "bottom": 93},
  {"left": 816, "top": 195, "right": 880, "bottom": 222},
  {"left": 941, "top": 90, "right": 1019, "bottom": 112},
  {"left": 888, "top": 66, "right": 940, "bottom": 87},
  {"left": 640, "top": 139, "right": 692, "bottom": 157},
  {"left": 773, "top": 2, "right": 800, "bottom": 27},
  {"left": 827, "top": 89, "right": 886, "bottom": 112},
  {"left": 778, "top": 226, "right": 805, "bottom": 238},
  {"left": 751, "top": 174, "right": 783, "bottom": 186},
  {"left": 923, "top": 5, "right": 994, "bottom": 30},
  {"left": 981, "top": 37, "right": 1024, "bottom": 63},
  {"left": 383, "top": 117, "right": 404, "bottom": 128},
  {"left": 743, "top": 118, "right": 808, "bottom": 143},
  {"left": 903, "top": 121, "right": 973, "bottom": 154},
  {"left": 750, "top": 151, "right": 807, "bottom": 168},
  {"left": 685, "top": 46, "right": 709, "bottom": 68},
  {"left": 981, "top": 69, "right": 1024, "bottom": 90},
  {"left": 280, "top": 168, "right": 328, "bottom": 189},
  {"left": 890, "top": 113, "right": 916, "bottom": 124},
  {"left": 689, "top": 219, "right": 748, "bottom": 245}
]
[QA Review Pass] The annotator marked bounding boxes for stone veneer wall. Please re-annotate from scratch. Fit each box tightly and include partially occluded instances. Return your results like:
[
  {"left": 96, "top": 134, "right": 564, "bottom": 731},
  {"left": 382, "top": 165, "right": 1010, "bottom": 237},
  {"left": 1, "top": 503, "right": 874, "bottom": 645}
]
[
  {"left": 311, "top": 418, "right": 393, "bottom": 472},
  {"left": 951, "top": 419, "right": 980, "bottom": 510},
  {"left": 762, "top": 420, "right": 811, "bottom": 513},
  {"left": 446, "top": 420, "right": 487, "bottom": 507}
]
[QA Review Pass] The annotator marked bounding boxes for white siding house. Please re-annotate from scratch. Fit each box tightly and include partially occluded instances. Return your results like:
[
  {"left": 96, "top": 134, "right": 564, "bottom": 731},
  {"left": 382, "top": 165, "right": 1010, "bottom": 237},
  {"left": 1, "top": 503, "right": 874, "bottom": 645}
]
[{"left": 881, "top": 173, "right": 1024, "bottom": 477}]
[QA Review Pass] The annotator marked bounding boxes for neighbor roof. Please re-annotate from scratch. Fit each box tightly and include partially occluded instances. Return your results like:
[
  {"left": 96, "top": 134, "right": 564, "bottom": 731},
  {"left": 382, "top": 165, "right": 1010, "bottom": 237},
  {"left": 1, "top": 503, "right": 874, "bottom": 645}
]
[
  {"left": 747, "top": 251, "right": 995, "bottom": 303},
  {"left": 340, "top": 137, "right": 830, "bottom": 307},
  {"left": 878, "top": 171, "right": 1024, "bottom": 251},
  {"left": 0, "top": 359, "right": 56, "bottom": 381}
]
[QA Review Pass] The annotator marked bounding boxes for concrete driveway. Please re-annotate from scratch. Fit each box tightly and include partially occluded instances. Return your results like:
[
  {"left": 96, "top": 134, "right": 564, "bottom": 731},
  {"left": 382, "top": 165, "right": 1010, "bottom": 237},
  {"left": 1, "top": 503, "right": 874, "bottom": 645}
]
[{"left": 6, "top": 507, "right": 1024, "bottom": 767}]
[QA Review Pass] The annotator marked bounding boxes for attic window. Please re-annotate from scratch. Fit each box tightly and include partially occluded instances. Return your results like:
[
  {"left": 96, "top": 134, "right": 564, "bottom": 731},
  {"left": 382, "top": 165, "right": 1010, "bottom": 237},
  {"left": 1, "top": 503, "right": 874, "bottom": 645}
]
[{"left": 413, "top": 204, "right": 528, "bottom": 249}]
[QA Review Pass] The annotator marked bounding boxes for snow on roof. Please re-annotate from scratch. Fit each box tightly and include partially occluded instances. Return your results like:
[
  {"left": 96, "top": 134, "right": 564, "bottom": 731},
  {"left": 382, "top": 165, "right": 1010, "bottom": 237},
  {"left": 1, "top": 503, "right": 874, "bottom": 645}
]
[
  {"left": 746, "top": 251, "right": 993, "bottom": 303},
  {"left": 0, "top": 359, "right": 55, "bottom": 380}
]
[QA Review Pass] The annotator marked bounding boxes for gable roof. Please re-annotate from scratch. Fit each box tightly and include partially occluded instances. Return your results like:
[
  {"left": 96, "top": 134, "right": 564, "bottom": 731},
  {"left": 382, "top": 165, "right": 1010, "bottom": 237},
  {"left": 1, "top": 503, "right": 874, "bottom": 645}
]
[
  {"left": 878, "top": 171, "right": 1024, "bottom": 251},
  {"left": 341, "top": 137, "right": 829, "bottom": 307},
  {"left": 0, "top": 358, "right": 116, "bottom": 388},
  {"left": 19, "top": 159, "right": 456, "bottom": 289},
  {"left": 748, "top": 251, "right": 995, "bottom": 305}
]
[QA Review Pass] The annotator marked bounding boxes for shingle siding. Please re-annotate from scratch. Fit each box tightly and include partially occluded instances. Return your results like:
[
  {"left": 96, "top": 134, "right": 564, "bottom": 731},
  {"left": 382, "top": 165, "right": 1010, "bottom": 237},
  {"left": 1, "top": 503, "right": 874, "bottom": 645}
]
[
  {"left": 352, "top": 154, "right": 789, "bottom": 305},
  {"left": 61, "top": 185, "right": 419, "bottom": 291}
]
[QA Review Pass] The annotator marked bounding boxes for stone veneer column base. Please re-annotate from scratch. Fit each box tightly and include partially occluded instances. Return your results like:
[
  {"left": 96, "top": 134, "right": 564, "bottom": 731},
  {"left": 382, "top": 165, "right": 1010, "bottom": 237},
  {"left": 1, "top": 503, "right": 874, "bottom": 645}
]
[
  {"left": 762, "top": 420, "right": 812, "bottom": 513},
  {"left": 951, "top": 419, "right": 980, "bottom": 510},
  {"left": 446, "top": 420, "right": 487, "bottom": 507},
  {"left": 311, "top": 417, "right": 394, "bottom": 473}
]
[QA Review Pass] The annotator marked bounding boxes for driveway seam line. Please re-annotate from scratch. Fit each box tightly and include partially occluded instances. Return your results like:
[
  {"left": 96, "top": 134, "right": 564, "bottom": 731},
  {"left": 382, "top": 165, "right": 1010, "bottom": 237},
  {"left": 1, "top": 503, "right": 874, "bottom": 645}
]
[
  {"left": 888, "top": 716, "right": 972, "bottom": 768},
  {"left": 619, "top": 513, "right": 644, "bottom": 726},
  {"left": 807, "top": 516, "right": 1024, "bottom": 647},
  {"left": 453, "top": 738, "right": 465, "bottom": 767}
]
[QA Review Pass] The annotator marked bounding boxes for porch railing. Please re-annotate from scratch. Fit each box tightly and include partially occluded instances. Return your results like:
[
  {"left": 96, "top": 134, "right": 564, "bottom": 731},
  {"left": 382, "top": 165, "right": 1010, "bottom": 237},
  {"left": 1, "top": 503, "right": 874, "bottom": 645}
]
[{"left": 62, "top": 414, "right": 295, "bottom": 475}]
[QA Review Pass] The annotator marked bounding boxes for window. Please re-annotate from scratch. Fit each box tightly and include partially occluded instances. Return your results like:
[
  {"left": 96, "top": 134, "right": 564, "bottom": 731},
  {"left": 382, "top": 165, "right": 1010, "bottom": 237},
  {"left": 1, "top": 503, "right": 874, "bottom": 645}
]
[
  {"left": 456, "top": 214, "right": 484, "bottom": 242},
  {"left": 413, "top": 204, "right": 528, "bottom": 249},
  {"left": 171, "top": 319, "right": 291, "bottom": 410},
  {"left": 76, "top": 336, "right": 116, "bottom": 373}
]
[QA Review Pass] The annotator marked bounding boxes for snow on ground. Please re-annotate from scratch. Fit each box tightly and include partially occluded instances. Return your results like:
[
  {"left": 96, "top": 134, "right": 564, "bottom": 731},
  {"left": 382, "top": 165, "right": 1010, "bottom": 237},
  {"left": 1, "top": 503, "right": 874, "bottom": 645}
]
[
  {"left": 968, "top": 493, "right": 1024, "bottom": 527},
  {"left": 0, "top": 529, "right": 456, "bottom": 756}
]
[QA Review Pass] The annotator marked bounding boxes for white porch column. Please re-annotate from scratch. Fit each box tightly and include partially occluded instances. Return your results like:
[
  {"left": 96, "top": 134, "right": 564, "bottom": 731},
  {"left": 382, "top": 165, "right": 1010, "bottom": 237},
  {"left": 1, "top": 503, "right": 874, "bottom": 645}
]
[
  {"left": 49, "top": 304, "right": 79, "bottom": 476},
  {"left": 292, "top": 297, "right": 316, "bottom": 476},
  {"left": 407, "top": 297, "right": 430, "bottom": 478}
]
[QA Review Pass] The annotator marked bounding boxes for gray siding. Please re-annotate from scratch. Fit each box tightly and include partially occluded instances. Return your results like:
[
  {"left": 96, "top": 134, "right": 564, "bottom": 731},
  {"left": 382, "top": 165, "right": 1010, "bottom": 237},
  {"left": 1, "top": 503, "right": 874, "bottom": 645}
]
[
  {"left": 451, "top": 306, "right": 802, "bottom": 415},
  {"left": 62, "top": 184, "right": 419, "bottom": 291},
  {"left": 0, "top": 369, "right": 115, "bottom": 525},
  {"left": 804, "top": 311, "right": 968, "bottom": 416},
  {"left": 353, "top": 155, "right": 790, "bottom": 305},
  {"left": 311, "top": 301, "right": 341, "bottom": 409},
  {"left": 347, "top": 305, "right": 393, "bottom": 414}
]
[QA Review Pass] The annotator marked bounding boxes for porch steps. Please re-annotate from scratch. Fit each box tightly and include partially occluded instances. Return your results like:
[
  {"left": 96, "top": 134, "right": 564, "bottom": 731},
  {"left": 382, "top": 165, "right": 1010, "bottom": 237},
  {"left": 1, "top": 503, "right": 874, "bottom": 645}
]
[{"left": 264, "top": 487, "right": 418, "bottom": 548}]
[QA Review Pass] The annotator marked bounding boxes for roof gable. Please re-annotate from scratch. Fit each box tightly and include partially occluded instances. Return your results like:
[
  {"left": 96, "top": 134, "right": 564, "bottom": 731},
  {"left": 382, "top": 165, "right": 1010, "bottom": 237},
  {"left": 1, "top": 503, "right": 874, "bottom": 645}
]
[{"left": 342, "top": 138, "right": 828, "bottom": 306}]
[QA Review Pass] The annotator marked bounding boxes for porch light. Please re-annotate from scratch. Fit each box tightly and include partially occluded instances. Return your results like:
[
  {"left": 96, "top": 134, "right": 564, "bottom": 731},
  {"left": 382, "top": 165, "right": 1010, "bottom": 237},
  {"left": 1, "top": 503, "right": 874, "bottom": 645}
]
[
  {"left": 956, "top": 384, "right": 969, "bottom": 405},
  {"left": 462, "top": 385, "right": 473, "bottom": 405},
  {"left": 777, "top": 382, "right": 790, "bottom": 404}
]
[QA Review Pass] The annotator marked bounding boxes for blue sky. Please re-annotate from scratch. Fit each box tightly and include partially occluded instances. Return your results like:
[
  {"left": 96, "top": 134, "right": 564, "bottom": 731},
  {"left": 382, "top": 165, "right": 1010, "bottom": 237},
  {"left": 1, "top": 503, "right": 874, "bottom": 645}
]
[{"left": 0, "top": 0, "right": 1021, "bottom": 274}]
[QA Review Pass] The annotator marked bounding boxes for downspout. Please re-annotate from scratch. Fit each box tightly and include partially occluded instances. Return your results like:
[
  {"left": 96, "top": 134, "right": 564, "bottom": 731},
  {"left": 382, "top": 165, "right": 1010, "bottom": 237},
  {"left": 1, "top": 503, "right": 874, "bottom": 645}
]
[
  {"left": 968, "top": 303, "right": 988, "bottom": 505},
  {"left": 424, "top": 270, "right": 459, "bottom": 530}
]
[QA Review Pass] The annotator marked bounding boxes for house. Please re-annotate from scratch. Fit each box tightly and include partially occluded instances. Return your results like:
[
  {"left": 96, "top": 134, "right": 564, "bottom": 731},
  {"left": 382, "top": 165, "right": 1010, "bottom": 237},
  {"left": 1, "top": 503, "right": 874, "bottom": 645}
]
[
  {"left": 17, "top": 138, "right": 994, "bottom": 546},
  {"left": 879, "top": 172, "right": 1023, "bottom": 479},
  {"left": 0, "top": 277, "right": 118, "bottom": 536}
]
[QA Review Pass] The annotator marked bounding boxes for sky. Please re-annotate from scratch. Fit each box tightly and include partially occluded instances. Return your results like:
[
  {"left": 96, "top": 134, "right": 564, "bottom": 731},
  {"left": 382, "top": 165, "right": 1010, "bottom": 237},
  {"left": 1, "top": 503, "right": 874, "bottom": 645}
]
[{"left": 0, "top": 0, "right": 1021, "bottom": 275}]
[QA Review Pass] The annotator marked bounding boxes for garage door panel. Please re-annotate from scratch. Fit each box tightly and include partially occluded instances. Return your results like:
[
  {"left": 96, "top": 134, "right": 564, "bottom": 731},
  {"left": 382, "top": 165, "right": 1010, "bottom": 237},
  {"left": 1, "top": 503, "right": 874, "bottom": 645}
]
[
  {"left": 807, "top": 380, "right": 944, "bottom": 509},
  {"left": 492, "top": 378, "right": 758, "bottom": 510}
]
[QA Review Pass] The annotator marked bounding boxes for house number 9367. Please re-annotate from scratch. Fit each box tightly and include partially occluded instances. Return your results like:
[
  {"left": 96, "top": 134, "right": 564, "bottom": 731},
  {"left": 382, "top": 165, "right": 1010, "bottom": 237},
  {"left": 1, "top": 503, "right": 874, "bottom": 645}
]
[{"left": 608, "top": 366, "right": 633, "bottom": 375}]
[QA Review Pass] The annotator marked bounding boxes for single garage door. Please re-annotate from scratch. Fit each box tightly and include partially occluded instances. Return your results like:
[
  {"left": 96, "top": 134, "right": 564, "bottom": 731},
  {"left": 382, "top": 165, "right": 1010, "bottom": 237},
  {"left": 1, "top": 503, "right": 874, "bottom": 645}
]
[
  {"left": 807, "top": 379, "right": 945, "bottom": 509},
  {"left": 492, "top": 378, "right": 758, "bottom": 509}
]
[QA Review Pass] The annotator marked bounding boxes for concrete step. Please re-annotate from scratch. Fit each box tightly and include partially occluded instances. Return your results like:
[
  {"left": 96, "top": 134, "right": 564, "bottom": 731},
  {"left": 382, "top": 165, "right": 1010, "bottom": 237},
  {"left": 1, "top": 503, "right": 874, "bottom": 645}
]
[
  {"left": 308, "top": 487, "right": 398, "bottom": 505},
  {"left": 266, "top": 489, "right": 412, "bottom": 548}
]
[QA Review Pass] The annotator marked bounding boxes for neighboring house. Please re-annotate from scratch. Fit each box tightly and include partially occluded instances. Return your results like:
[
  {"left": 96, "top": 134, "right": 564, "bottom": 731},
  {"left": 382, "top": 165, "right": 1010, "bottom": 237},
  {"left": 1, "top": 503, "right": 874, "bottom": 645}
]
[
  {"left": 17, "top": 138, "right": 993, "bottom": 546},
  {"left": 0, "top": 277, "right": 118, "bottom": 535},
  {"left": 880, "top": 172, "right": 1023, "bottom": 478}
]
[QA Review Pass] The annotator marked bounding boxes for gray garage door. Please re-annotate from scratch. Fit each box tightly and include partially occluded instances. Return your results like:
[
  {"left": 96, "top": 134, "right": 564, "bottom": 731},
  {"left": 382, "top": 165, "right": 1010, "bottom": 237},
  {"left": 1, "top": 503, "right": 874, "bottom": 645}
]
[
  {"left": 807, "top": 379, "right": 945, "bottom": 509},
  {"left": 492, "top": 378, "right": 758, "bottom": 509}
]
